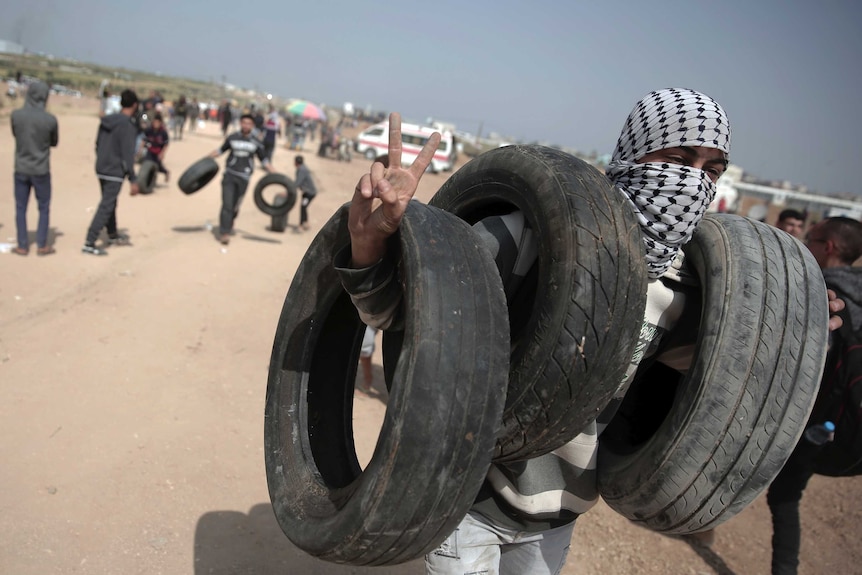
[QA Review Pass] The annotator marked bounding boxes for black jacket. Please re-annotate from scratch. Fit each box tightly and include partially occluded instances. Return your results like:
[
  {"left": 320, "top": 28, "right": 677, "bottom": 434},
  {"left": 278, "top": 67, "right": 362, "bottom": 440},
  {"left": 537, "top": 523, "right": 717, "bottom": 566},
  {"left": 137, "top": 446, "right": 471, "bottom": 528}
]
[
  {"left": 11, "top": 81, "right": 58, "bottom": 176},
  {"left": 95, "top": 112, "right": 138, "bottom": 183}
]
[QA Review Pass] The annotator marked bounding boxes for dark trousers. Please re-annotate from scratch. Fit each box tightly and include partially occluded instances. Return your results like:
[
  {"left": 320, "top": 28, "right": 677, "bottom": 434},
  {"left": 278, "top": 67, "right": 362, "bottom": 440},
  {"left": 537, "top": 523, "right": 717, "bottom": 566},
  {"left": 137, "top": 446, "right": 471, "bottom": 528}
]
[
  {"left": 173, "top": 115, "right": 186, "bottom": 140},
  {"left": 219, "top": 173, "right": 250, "bottom": 234},
  {"left": 264, "top": 141, "right": 275, "bottom": 161},
  {"left": 14, "top": 172, "right": 52, "bottom": 249},
  {"left": 766, "top": 440, "right": 818, "bottom": 575},
  {"left": 300, "top": 194, "right": 315, "bottom": 225},
  {"left": 86, "top": 179, "right": 123, "bottom": 245}
]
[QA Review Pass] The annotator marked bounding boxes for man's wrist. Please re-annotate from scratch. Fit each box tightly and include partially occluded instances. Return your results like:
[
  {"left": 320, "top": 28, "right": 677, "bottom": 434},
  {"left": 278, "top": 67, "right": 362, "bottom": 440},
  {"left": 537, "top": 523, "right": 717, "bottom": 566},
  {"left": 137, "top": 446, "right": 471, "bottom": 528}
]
[{"left": 350, "top": 237, "right": 388, "bottom": 268}]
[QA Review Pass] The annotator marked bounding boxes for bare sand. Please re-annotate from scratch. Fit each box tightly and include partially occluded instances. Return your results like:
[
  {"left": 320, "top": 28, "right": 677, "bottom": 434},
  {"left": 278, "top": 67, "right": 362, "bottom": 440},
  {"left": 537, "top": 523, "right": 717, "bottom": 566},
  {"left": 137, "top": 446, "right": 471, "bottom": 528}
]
[{"left": 1, "top": 92, "right": 860, "bottom": 574}]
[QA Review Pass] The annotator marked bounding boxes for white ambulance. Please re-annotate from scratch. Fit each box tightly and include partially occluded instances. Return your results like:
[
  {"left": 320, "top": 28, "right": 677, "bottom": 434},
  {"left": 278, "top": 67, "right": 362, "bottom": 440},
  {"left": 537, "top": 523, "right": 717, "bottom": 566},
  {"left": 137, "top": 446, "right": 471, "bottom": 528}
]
[{"left": 354, "top": 120, "right": 457, "bottom": 173}]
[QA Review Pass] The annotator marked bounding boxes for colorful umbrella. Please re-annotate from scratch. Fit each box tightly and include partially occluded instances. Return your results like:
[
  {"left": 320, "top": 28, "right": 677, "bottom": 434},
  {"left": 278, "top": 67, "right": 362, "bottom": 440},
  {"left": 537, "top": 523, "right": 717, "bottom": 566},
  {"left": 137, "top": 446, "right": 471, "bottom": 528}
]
[{"left": 286, "top": 100, "right": 327, "bottom": 121}]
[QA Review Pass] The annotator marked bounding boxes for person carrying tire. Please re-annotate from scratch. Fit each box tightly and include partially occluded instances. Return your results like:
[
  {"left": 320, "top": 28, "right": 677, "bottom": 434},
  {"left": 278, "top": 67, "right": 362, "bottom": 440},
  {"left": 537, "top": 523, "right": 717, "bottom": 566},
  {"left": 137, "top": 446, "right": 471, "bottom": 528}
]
[
  {"left": 337, "top": 91, "right": 737, "bottom": 574},
  {"left": 334, "top": 92, "right": 848, "bottom": 573},
  {"left": 208, "top": 113, "right": 274, "bottom": 245},
  {"left": 142, "top": 114, "right": 170, "bottom": 183}
]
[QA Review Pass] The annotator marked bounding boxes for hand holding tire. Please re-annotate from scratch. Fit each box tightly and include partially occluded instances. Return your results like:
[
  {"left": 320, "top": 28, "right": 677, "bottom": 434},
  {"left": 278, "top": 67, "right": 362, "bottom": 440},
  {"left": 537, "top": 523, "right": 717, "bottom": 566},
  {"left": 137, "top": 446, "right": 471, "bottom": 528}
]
[
  {"left": 828, "top": 289, "right": 846, "bottom": 331},
  {"left": 348, "top": 112, "right": 441, "bottom": 267}
]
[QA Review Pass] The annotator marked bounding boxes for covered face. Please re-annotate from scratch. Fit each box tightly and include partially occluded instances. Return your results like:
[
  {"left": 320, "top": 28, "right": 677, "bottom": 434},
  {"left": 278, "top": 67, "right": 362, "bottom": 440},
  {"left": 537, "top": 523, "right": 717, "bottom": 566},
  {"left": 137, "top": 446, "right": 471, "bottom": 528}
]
[{"left": 606, "top": 88, "right": 732, "bottom": 279}]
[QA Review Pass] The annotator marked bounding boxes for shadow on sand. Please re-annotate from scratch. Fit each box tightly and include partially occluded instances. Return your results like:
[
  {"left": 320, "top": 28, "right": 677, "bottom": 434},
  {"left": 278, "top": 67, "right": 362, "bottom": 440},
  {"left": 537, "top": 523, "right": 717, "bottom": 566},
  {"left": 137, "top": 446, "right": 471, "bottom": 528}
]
[{"left": 194, "top": 503, "right": 424, "bottom": 575}]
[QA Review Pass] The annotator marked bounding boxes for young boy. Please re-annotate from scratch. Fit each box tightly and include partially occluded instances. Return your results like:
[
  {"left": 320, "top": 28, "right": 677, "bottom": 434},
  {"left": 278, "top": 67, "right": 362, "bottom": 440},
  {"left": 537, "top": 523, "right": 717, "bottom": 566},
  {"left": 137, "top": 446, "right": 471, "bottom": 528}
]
[{"left": 142, "top": 114, "right": 170, "bottom": 183}]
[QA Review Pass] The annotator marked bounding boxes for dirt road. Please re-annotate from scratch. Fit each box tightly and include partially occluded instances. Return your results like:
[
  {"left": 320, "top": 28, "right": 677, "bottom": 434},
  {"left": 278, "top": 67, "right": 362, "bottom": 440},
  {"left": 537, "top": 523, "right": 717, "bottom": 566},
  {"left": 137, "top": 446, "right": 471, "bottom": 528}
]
[{"left": 1, "top": 93, "right": 859, "bottom": 574}]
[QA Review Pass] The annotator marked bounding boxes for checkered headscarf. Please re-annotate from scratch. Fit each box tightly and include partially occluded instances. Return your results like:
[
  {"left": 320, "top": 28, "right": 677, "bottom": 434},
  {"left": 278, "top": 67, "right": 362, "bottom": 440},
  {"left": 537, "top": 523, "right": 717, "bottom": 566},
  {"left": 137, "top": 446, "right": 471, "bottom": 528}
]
[{"left": 605, "top": 88, "right": 731, "bottom": 279}]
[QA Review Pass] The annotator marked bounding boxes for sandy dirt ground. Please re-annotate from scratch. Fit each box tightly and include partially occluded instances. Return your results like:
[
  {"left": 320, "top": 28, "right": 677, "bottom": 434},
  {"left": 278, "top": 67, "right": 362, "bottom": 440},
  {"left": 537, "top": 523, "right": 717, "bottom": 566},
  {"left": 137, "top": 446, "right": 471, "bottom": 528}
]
[{"left": 1, "top": 91, "right": 861, "bottom": 575}]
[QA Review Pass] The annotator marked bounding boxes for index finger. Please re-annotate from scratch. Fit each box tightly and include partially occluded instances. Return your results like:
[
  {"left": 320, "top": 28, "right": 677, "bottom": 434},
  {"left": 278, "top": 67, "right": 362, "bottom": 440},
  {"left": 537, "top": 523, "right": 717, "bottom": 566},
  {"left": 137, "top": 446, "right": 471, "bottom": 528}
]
[
  {"left": 388, "top": 112, "right": 402, "bottom": 171},
  {"left": 409, "top": 131, "right": 441, "bottom": 179}
]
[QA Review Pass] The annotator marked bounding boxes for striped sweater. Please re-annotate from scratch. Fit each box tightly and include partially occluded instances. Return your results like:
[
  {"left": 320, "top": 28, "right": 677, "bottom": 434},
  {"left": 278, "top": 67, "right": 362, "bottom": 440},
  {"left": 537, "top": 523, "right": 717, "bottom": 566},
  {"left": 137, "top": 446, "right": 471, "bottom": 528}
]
[{"left": 334, "top": 210, "right": 692, "bottom": 532}]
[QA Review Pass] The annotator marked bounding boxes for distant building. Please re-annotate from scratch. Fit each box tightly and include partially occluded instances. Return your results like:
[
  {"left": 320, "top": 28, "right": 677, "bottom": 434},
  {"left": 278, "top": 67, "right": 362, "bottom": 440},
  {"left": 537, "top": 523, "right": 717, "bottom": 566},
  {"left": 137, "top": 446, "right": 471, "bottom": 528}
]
[{"left": 0, "top": 39, "right": 25, "bottom": 55}]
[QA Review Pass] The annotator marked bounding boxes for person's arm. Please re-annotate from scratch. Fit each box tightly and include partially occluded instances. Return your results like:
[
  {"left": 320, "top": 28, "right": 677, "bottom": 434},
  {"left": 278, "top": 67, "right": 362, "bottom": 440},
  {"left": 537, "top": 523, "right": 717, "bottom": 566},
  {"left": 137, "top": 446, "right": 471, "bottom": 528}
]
[
  {"left": 160, "top": 130, "right": 169, "bottom": 160},
  {"left": 123, "top": 122, "right": 137, "bottom": 184},
  {"left": 209, "top": 137, "right": 231, "bottom": 158},
  {"left": 50, "top": 117, "right": 59, "bottom": 147},
  {"left": 333, "top": 113, "right": 440, "bottom": 328},
  {"left": 255, "top": 141, "right": 274, "bottom": 173}
]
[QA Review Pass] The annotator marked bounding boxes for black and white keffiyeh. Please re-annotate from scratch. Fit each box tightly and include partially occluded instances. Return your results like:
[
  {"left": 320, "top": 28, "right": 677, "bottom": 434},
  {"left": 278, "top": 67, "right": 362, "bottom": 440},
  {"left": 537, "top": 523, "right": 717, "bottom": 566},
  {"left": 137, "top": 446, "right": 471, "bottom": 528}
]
[{"left": 606, "top": 88, "right": 731, "bottom": 279}]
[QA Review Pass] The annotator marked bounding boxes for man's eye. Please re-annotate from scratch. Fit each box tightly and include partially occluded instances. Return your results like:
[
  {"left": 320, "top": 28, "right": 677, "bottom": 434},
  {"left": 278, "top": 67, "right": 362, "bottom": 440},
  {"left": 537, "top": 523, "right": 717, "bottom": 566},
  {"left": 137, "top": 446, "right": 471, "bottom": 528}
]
[
  {"left": 665, "top": 155, "right": 686, "bottom": 165},
  {"left": 705, "top": 168, "right": 722, "bottom": 181}
]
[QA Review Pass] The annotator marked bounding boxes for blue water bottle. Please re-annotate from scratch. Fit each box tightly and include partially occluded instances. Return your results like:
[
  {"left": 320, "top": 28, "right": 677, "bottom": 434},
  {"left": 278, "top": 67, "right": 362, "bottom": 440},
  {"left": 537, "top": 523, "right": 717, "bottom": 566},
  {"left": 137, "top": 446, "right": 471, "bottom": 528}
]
[{"left": 803, "top": 421, "right": 835, "bottom": 446}]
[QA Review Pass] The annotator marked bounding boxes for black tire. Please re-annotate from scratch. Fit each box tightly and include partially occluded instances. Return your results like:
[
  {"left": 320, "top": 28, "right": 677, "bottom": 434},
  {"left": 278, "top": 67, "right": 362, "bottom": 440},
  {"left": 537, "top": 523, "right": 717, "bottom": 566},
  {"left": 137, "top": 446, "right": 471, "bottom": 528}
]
[
  {"left": 254, "top": 173, "right": 297, "bottom": 217},
  {"left": 178, "top": 157, "right": 219, "bottom": 195},
  {"left": 364, "top": 147, "right": 376, "bottom": 160},
  {"left": 270, "top": 193, "right": 289, "bottom": 232},
  {"left": 265, "top": 202, "right": 510, "bottom": 566},
  {"left": 137, "top": 160, "right": 158, "bottom": 195},
  {"left": 597, "top": 214, "right": 829, "bottom": 534},
  {"left": 429, "top": 145, "right": 647, "bottom": 462}
]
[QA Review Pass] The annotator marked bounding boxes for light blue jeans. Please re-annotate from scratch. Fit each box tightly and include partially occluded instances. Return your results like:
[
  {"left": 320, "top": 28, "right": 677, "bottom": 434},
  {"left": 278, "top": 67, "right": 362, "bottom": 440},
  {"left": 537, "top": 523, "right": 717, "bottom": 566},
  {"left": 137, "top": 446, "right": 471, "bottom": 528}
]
[{"left": 425, "top": 511, "right": 575, "bottom": 575}]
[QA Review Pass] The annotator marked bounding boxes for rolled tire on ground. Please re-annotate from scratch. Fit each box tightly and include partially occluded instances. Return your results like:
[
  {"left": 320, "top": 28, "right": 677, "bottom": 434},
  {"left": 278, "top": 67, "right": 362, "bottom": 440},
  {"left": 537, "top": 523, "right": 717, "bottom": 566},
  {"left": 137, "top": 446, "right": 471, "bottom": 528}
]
[
  {"left": 269, "top": 193, "right": 289, "bottom": 232},
  {"left": 137, "top": 160, "right": 158, "bottom": 195},
  {"left": 254, "top": 173, "right": 297, "bottom": 216},
  {"left": 597, "top": 214, "right": 830, "bottom": 535},
  {"left": 265, "top": 201, "right": 510, "bottom": 566},
  {"left": 178, "top": 157, "right": 219, "bottom": 195},
  {"left": 429, "top": 145, "right": 647, "bottom": 462}
]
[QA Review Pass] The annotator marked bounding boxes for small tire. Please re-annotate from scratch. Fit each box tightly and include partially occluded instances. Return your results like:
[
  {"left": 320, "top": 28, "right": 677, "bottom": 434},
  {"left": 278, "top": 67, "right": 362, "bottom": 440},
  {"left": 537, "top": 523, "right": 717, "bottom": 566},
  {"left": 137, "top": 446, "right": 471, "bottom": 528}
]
[
  {"left": 265, "top": 202, "right": 509, "bottom": 565},
  {"left": 178, "top": 157, "right": 219, "bottom": 195},
  {"left": 429, "top": 145, "right": 647, "bottom": 461},
  {"left": 254, "top": 173, "right": 297, "bottom": 217},
  {"left": 364, "top": 148, "right": 376, "bottom": 161},
  {"left": 597, "top": 214, "right": 829, "bottom": 534},
  {"left": 270, "top": 194, "right": 289, "bottom": 232},
  {"left": 137, "top": 160, "right": 158, "bottom": 195}
]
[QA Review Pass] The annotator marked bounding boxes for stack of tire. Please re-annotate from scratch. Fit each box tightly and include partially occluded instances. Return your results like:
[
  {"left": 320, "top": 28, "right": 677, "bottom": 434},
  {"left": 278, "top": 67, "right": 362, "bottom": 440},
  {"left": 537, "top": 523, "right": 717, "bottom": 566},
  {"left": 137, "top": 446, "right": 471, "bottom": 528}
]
[
  {"left": 177, "top": 158, "right": 297, "bottom": 224},
  {"left": 263, "top": 146, "right": 829, "bottom": 566}
]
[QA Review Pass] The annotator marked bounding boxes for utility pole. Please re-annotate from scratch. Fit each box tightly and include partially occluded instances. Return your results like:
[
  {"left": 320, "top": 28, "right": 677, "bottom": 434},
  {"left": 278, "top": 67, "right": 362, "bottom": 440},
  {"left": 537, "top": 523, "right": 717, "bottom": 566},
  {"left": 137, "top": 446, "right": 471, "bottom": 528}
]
[{"left": 475, "top": 121, "right": 483, "bottom": 145}]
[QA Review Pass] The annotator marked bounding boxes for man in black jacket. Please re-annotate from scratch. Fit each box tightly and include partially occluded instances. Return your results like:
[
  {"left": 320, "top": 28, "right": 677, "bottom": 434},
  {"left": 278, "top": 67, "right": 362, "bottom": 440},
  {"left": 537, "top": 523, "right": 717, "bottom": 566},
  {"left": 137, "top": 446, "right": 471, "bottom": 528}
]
[
  {"left": 209, "top": 113, "right": 274, "bottom": 244},
  {"left": 83, "top": 89, "right": 140, "bottom": 256},
  {"left": 11, "top": 80, "right": 59, "bottom": 256}
]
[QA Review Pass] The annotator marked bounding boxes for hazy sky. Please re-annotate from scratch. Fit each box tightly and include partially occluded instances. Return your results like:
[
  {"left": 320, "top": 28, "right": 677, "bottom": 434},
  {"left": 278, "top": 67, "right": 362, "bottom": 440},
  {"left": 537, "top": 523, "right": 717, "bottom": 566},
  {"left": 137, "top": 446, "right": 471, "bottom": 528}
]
[{"left": 2, "top": 0, "right": 860, "bottom": 196}]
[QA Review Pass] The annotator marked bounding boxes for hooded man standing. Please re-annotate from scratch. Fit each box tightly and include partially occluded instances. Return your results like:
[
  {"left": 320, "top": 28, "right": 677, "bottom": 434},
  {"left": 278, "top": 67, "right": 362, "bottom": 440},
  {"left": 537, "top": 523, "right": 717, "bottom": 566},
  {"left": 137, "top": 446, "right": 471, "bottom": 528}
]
[
  {"left": 209, "top": 113, "right": 274, "bottom": 245},
  {"left": 83, "top": 89, "right": 140, "bottom": 256},
  {"left": 11, "top": 80, "right": 59, "bottom": 256}
]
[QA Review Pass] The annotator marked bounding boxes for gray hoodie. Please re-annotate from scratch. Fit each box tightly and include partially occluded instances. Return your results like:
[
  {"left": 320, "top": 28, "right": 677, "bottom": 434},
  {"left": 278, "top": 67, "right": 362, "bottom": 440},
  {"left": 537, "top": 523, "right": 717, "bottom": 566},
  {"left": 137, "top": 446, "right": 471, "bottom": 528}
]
[
  {"left": 823, "top": 266, "right": 862, "bottom": 333},
  {"left": 95, "top": 111, "right": 138, "bottom": 183},
  {"left": 10, "top": 81, "right": 59, "bottom": 176}
]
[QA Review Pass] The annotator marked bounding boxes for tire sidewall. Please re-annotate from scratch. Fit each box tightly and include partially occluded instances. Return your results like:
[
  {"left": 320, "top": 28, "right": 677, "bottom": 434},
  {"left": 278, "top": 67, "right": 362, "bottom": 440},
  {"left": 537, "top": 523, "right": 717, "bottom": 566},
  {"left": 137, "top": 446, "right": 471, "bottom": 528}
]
[
  {"left": 254, "top": 173, "right": 297, "bottom": 216},
  {"left": 430, "top": 145, "right": 647, "bottom": 460},
  {"left": 265, "top": 202, "right": 509, "bottom": 565}
]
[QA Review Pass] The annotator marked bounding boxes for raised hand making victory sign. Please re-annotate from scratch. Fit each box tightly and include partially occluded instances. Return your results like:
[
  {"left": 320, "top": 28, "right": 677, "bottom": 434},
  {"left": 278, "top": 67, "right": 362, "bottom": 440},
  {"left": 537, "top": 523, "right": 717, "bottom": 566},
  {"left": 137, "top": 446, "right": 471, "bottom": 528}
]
[{"left": 347, "top": 112, "right": 441, "bottom": 267}]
